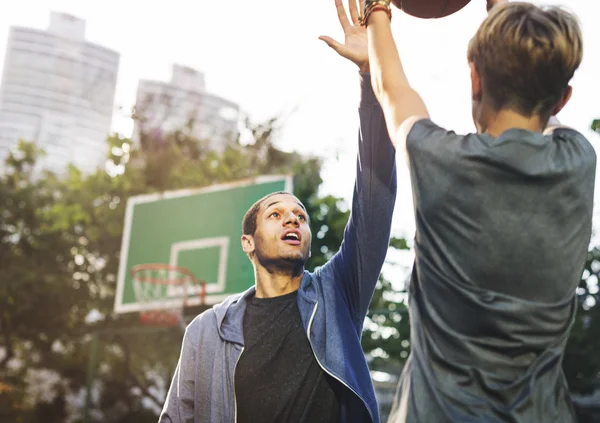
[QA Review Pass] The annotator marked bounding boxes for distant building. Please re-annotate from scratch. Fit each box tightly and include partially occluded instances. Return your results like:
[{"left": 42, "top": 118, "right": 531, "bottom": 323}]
[
  {"left": 0, "top": 12, "right": 119, "bottom": 174},
  {"left": 133, "top": 64, "right": 239, "bottom": 152}
]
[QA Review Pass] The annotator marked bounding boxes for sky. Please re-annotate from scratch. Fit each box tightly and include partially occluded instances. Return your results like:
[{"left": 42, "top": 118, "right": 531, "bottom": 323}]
[{"left": 0, "top": 0, "right": 598, "bottom": 243}]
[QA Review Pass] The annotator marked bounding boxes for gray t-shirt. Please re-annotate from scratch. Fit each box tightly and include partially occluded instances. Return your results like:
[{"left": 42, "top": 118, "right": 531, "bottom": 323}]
[{"left": 389, "top": 119, "right": 596, "bottom": 423}]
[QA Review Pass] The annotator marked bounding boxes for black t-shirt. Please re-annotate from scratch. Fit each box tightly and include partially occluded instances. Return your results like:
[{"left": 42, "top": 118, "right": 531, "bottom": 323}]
[
  {"left": 235, "top": 290, "right": 342, "bottom": 423},
  {"left": 388, "top": 120, "right": 596, "bottom": 423}
]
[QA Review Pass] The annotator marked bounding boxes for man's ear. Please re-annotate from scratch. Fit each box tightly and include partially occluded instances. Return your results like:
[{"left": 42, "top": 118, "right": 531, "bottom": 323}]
[
  {"left": 551, "top": 85, "right": 573, "bottom": 117},
  {"left": 470, "top": 62, "right": 482, "bottom": 103},
  {"left": 241, "top": 234, "right": 255, "bottom": 255}
]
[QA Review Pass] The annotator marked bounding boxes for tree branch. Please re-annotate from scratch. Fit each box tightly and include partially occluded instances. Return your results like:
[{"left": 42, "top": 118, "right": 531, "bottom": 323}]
[
  {"left": 120, "top": 339, "right": 164, "bottom": 409},
  {"left": 0, "top": 313, "right": 14, "bottom": 369}
]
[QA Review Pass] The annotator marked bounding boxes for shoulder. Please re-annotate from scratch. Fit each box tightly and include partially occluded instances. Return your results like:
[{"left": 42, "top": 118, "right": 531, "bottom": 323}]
[
  {"left": 403, "top": 118, "right": 461, "bottom": 150},
  {"left": 547, "top": 127, "right": 597, "bottom": 174},
  {"left": 213, "top": 290, "right": 247, "bottom": 311},
  {"left": 186, "top": 307, "right": 217, "bottom": 337},
  {"left": 400, "top": 118, "right": 468, "bottom": 166},
  {"left": 186, "top": 291, "right": 246, "bottom": 334},
  {"left": 551, "top": 127, "right": 596, "bottom": 152},
  {"left": 404, "top": 117, "right": 446, "bottom": 138},
  {"left": 300, "top": 267, "right": 328, "bottom": 297}
]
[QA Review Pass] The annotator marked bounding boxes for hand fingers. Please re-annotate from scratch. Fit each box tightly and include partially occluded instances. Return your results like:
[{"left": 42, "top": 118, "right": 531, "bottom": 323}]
[
  {"left": 318, "top": 36, "right": 348, "bottom": 56},
  {"left": 335, "top": 0, "right": 352, "bottom": 31},
  {"left": 348, "top": 0, "right": 360, "bottom": 25}
]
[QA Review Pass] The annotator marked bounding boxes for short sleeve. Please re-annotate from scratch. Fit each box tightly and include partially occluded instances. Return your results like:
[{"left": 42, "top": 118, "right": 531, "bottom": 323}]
[
  {"left": 405, "top": 119, "right": 466, "bottom": 212},
  {"left": 406, "top": 118, "right": 460, "bottom": 161}
]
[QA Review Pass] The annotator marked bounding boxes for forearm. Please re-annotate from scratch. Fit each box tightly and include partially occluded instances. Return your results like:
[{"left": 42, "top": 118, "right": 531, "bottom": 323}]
[
  {"left": 366, "top": 11, "right": 429, "bottom": 147},
  {"left": 367, "top": 13, "right": 408, "bottom": 90},
  {"left": 367, "top": 13, "right": 408, "bottom": 129},
  {"left": 358, "top": 73, "right": 396, "bottom": 186},
  {"left": 354, "top": 76, "right": 397, "bottom": 317},
  {"left": 324, "top": 74, "right": 396, "bottom": 322}
]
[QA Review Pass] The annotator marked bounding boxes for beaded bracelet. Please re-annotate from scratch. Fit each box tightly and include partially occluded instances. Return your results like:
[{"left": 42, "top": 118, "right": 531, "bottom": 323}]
[{"left": 359, "top": 0, "right": 392, "bottom": 27}]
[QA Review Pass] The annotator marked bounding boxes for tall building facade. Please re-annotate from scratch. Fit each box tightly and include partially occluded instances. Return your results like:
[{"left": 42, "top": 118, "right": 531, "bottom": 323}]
[
  {"left": 133, "top": 64, "right": 239, "bottom": 152},
  {"left": 0, "top": 12, "right": 120, "bottom": 174}
]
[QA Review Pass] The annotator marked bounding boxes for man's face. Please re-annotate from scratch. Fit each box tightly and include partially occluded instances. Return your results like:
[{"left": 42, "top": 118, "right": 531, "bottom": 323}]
[{"left": 241, "top": 194, "right": 312, "bottom": 268}]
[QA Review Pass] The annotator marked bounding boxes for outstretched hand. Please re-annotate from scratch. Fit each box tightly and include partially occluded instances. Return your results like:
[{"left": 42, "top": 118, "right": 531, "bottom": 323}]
[{"left": 319, "top": 0, "right": 369, "bottom": 72}]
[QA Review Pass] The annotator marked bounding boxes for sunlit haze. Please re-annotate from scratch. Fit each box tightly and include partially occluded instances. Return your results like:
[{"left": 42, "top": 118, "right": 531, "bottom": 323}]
[{"left": 1, "top": 0, "right": 598, "bottom": 244}]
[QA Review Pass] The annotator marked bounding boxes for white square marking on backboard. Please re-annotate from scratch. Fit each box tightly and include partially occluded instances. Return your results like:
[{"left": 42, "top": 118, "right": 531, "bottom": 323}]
[{"left": 169, "top": 237, "right": 229, "bottom": 295}]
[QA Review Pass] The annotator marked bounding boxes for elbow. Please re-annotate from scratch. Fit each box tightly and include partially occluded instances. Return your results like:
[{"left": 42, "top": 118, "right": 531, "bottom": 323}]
[
  {"left": 370, "top": 72, "right": 385, "bottom": 103},
  {"left": 369, "top": 71, "right": 397, "bottom": 99},
  {"left": 368, "top": 64, "right": 396, "bottom": 99},
  {"left": 371, "top": 74, "right": 409, "bottom": 107}
]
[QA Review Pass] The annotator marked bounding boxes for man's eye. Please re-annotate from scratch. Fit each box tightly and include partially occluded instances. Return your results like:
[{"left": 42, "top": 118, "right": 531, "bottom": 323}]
[
  {"left": 270, "top": 212, "right": 280, "bottom": 218},
  {"left": 298, "top": 214, "right": 306, "bottom": 221}
]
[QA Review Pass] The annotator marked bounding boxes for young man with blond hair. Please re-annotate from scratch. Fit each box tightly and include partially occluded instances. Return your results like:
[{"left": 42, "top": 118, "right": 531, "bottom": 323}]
[{"left": 323, "top": 0, "right": 595, "bottom": 421}]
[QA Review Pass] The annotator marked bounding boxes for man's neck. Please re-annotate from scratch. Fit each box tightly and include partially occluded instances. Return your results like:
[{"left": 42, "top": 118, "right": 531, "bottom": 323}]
[
  {"left": 254, "top": 265, "right": 304, "bottom": 298},
  {"left": 482, "top": 108, "right": 545, "bottom": 137}
]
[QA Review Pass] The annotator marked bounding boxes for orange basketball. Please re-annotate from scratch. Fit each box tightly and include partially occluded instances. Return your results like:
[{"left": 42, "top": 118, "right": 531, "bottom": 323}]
[{"left": 392, "top": 0, "right": 472, "bottom": 18}]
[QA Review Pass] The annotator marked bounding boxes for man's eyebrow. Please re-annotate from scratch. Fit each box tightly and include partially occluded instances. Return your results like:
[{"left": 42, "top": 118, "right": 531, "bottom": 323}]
[
  {"left": 264, "top": 201, "right": 307, "bottom": 212},
  {"left": 265, "top": 201, "right": 280, "bottom": 210}
]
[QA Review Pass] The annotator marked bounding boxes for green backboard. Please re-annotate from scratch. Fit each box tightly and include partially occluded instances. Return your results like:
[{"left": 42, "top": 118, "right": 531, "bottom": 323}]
[{"left": 114, "top": 175, "right": 293, "bottom": 314}]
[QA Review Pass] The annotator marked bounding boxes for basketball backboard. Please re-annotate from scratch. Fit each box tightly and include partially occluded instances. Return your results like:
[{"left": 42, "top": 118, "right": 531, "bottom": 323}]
[{"left": 114, "top": 175, "right": 293, "bottom": 314}]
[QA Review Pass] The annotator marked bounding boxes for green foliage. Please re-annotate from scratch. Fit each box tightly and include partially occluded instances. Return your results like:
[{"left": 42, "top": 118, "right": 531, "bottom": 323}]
[
  {"left": 565, "top": 120, "right": 600, "bottom": 398},
  {"left": 362, "top": 275, "right": 411, "bottom": 372},
  {"left": 563, "top": 247, "right": 600, "bottom": 395}
]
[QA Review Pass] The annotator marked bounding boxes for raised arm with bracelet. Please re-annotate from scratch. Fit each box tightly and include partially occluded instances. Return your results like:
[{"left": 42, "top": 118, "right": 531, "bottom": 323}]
[{"left": 362, "top": 0, "right": 429, "bottom": 156}]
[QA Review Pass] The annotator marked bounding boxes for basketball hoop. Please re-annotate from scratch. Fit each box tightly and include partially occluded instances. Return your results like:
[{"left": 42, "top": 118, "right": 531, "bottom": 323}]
[{"left": 130, "top": 264, "right": 206, "bottom": 328}]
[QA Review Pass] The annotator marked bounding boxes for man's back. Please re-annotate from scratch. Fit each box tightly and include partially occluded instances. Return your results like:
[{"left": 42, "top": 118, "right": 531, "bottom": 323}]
[{"left": 389, "top": 119, "right": 596, "bottom": 423}]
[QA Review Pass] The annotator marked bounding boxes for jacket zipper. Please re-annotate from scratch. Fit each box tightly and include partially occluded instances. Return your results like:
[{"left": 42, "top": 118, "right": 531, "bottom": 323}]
[
  {"left": 306, "top": 301, "right": 375, "bottom": 423},
  {"left": 232, "top": 346, "right": 245, "bottom": 423}
]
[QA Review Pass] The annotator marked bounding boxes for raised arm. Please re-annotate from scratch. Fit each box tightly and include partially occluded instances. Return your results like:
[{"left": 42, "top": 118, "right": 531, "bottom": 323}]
[
  {"left": 327, "top": 74, "right": 397, "bottom": 322},
  {"left": 364, "top": 1, "right": 430, "bottom": 154},
  {"left": 320, "top": 0, "right": 397, "bottom": 324}
]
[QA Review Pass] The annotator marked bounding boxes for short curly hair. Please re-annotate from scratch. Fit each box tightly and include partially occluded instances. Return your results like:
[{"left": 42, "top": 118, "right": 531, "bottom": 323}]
[
  {"left": 467, "top": 2, "right": 583, "bottom": 121},
  {"left": 242, "top": 191, "right": 291, "bottom": 235}
]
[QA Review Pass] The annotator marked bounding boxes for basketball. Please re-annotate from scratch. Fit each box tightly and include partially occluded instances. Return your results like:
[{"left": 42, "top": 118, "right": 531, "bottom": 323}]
[{"left": 392, "top": 0, "right": 472, "bottom": 19}]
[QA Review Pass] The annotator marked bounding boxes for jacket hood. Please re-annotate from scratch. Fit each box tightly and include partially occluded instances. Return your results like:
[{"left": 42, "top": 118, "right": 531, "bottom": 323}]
[{"left": 213, "top": 271, "right": 317, "bottom": 344}]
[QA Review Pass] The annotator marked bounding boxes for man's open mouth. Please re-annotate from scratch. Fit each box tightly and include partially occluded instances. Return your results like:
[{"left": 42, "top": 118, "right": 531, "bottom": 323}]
[{"left": 281, "top": 230, "right": 301, "bottom": 245}]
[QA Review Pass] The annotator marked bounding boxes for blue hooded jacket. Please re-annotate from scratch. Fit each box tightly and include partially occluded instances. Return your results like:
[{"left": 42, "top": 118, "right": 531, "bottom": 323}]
[{"left": 159, "top": 73, "right": 397, "bottom": 423}]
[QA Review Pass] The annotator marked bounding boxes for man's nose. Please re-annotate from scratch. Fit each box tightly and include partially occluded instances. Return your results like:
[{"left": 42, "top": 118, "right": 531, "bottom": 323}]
[{"left": 283, "top": 211, "right": 299, "bottom": 226}]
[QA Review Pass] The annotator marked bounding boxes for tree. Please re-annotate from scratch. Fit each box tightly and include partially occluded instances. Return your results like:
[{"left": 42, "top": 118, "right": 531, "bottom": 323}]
[
  {"left": 0, "top": 142, "right": 98, "bottom": 423},
  {"left": 563, "top": 248, "right": 600, "bottom": 395},
  {"left": 563, "top": 118, "right": 600, "bottom": 398},
  {"left": 362, "top": 237, "right": 411, "bottom": 373}
]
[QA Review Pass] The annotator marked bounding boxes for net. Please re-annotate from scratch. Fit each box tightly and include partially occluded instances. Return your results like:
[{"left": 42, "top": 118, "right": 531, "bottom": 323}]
[{"left": 130, "top": 264, "right": 206, "bottom": 328}]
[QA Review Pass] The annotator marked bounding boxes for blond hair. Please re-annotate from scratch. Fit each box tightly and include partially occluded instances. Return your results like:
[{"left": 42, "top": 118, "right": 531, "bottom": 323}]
[{"left": 467, "top": 2, "right": 583, "bottom": 120}]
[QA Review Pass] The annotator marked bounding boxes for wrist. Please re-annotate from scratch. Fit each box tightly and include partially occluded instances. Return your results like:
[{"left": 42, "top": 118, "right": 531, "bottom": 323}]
[
  {"left": 361, "top": 0, "right": 392, "bottom": 27},
  {"left": 370, "top": 9, "right": 392, "bottom": 25},
  {"left": 359, "top": 72, "right": 378, "bottom": 106}
]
